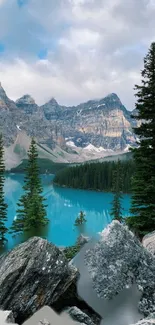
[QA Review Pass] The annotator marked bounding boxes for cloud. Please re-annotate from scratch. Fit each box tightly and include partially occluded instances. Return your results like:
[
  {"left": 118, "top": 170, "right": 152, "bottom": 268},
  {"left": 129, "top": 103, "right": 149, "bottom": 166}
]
[
  {"left": 0, "top": 0, "right": 6, "bottom": 5},
  {"left": 0, "top": 0, "right": 155, "bottom": 109}
]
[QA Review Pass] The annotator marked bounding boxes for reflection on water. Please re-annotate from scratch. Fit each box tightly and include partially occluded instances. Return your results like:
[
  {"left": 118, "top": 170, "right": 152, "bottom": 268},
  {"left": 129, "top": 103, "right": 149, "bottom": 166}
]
[
  {"left": 11, "top": 224, "right": 50, "bottom": 248},
  {"left": 4, "top": 174, "right": 131, "bottom": 250}
]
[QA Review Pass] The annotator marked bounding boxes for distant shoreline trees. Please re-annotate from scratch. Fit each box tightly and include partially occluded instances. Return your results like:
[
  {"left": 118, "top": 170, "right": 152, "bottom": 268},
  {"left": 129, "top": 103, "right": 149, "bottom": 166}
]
[
  {"left": 126, "top": 42, "right": 155, "bottom": 238},
  {"left": 0, "top": 134, "right": 8, "bottom": 248},
  {"left": 54, "top": 160, "right": 134, "bottom": 193}
]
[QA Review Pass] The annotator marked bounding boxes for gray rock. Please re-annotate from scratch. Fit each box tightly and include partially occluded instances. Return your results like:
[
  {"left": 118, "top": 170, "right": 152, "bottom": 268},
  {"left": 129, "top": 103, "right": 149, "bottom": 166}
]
[
  {"left": 131, "top": 314, "right": 155, "bottom": 325},
  {"left": 5, "top": 311, "right": 15, "bottom": 323},
  {"left": 76, "top": 235, "right": 90, "bottom": 248},
  {"left": 142, "top": 231, "right": 155, "bottom": 256},
  {"left": 23, "top": 306, "right": 88, "bottom": 325},
  {"left": 0, "top": 237, "right": 78, "bottom": 324},
  {"left": 38, "top": 319, "right": 51, "bottom": 325},
  {"left": 0, "top": 310, "right": 18, "bottom": 324},
  {"left": 84, "top": 221, "right": 155, "bottom": 316},
  {"left": 66, "top": 306, "right": 96, "bottom": 325}
]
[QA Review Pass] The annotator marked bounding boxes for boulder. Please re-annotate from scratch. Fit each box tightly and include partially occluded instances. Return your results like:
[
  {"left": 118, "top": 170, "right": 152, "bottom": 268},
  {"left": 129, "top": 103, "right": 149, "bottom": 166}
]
[
  {"left": 52, "top": 280, "right": 101, "bottom": 325},
  {"left": 0, "top": 237, "right": 78, "bottom": 324},
  {"left": 84, "top": 221, "right": 155, "bottom": 316},
  {"left": 142, "top": 231, "right": 155, "bottom": 255},
  {"left": 66, "top": 306, "right": 96, "bottom": 325}
]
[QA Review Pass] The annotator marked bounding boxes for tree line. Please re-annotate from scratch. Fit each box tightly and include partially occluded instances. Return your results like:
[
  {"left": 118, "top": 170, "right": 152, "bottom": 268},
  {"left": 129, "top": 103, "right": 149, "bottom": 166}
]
[{"left": 53, "top": 159, "right": 134, "bottom": 193}]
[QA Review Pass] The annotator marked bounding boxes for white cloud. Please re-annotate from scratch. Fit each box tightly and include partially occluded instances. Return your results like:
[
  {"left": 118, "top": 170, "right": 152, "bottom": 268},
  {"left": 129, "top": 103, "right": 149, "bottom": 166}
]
[
  {"left": 0, "top": 59, "right": 83, "bottom": 105},
  {"left": 0, "top": 0, "right": 6, "bottom": 4},
  {"left": 0, "top": 0, "right": 155, "bottom": 109},
  {"left": 0, "top": 56, "right": 138, "bottom": 109},
  {"left": 59, "top": 28, "right": 100, "bottom": 49}
]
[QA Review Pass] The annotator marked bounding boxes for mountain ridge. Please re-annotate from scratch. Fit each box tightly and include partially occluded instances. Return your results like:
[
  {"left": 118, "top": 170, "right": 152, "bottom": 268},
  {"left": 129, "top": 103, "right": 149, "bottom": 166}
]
[{"left": 0, "top": 82, "right": 137, "bottom": 169}]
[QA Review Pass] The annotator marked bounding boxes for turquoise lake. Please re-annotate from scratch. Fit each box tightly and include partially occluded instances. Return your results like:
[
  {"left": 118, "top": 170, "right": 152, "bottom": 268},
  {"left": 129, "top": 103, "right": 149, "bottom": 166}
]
[{"left": 4, "top": 174, "right": 131, "bottom": 249}]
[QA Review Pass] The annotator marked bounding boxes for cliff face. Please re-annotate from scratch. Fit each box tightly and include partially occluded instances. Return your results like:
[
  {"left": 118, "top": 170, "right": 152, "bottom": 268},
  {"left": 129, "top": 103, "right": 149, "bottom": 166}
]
[
  {"left": 0, "top": 83, "right": 137, "bottom": 167},
  {"left": 40, "top": 93, "right": 136, "bottom": 151}
]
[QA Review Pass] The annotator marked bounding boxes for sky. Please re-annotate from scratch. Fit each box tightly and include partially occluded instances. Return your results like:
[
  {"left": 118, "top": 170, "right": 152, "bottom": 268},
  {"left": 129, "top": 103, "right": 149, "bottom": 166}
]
[{"left": 0, "top": 0, "right": 155, "bottom": 109}]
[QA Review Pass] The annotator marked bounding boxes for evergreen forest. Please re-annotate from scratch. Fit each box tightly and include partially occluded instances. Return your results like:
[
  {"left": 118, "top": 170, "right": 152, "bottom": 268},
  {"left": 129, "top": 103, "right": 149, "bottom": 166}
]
[{"left": 54, "top": 159, "right": 134, "bottom": 193}]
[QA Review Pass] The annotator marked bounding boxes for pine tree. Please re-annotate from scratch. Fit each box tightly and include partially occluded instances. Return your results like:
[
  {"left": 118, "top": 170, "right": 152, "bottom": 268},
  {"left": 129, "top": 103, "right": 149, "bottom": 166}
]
[
  {"left": 74, "top": 211, "right": 86, "bottom": 226},
  {"left": 126, "top": 42, "right": 155, "bottom": 238},
  {"left": 0, "top": 134, "right": 8, "bottom": 247},
  {"left": 110, "top": 160, "right": 123, "bottom": 222},
  {"left": 10, "top": 138, "right": 49, "bottom": 235}
]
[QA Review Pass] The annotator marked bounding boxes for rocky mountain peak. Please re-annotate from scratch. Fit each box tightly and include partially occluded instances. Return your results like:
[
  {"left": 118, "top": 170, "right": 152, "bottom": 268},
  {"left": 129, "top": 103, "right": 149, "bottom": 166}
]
[
  {"left": 41, "top": 97, "right": 61, "bottom": 120},
  {"left": 48, "top": 97, "right": 58, "bottom": 105},
  {"left": 16, "top": 94, "right": 36, "bottom": 105},
  {"left": 16, "top": 94, "right": 38, "bottom": 114},
  {"left": 0, "top": 82, "right": 17, "bottom": 111},
  {"left": 0, "top": 83, "right": 137, "bottom": 163},
  {"left": 107, "top": 92, "right": 120, "bottom": 99},
  {"left": 0, "top": 82, "right": 8, "bottom": 100},
  {"left": 103, "top": 93, "right": 122, "bottom": 104}
]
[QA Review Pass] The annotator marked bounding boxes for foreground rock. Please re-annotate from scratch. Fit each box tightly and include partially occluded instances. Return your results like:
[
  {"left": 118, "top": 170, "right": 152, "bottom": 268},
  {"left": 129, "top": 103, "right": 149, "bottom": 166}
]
[
  {"left": 23, "top": 306, "right": 88, "bottom": 325},
  {"left": 0, "top": 237, "right": 78, "bottom": 324},
  {"left": 0, "top": 310, "right": 18, "bottom": 325},
  {"left": 66, "top": 306, "right": 96, "bottom": 325},
  {"left": 142, "top": 231, "right": 155, "bottom": 256},
  {"left": 84, "top": 221, "right": 155, "bottom": 316},
  {"left": 132, "top": 314, "right": 155, "bottom": 325}
]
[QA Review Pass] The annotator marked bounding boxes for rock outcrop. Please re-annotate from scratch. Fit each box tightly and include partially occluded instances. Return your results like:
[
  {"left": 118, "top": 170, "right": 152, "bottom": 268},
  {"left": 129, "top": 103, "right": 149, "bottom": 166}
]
[
  {"left": 132, "top": 314, "right": 155, "bottom": 325},
  {"left": 22, "top": 306, "right": 89, "bottom": 325},
  {"left": 142, "top": 231, "right": 155, "bottom": 256},
  {"left": 1, "top": 224, "right": 155, "bottom": 325},
  {"left": 0, "top": 237, "right": 78, "bottom": 324},
  {"left": 84, "top": 221, "right": 155, "bottom": 316},
  {"left": 66, "top": 306, "right": 96, "bottom": 325},
  {"left": 0, "top": 310, "right": 18, "bottom": 325}
]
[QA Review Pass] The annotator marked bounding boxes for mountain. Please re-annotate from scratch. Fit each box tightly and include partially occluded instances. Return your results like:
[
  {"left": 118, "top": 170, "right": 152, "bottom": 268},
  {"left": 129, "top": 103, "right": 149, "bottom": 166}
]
[
  {"left": 16, "top": 94, "right": 38, "bottom": 114},
  {"left": 0, "top": 83, "right": 137, "bottom": 170}
]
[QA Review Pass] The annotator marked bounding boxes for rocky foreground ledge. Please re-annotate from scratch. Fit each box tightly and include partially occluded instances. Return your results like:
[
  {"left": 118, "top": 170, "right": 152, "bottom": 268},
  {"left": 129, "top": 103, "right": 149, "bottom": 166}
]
[
  {"left": 1, "top": 221, "right": 155, "bottom": 325},
  {"left": 0, "top": 237, "right": 78, "bottom": 323},
  {"left": 84, "top": 221, "right": 155, "bottom": 316}
]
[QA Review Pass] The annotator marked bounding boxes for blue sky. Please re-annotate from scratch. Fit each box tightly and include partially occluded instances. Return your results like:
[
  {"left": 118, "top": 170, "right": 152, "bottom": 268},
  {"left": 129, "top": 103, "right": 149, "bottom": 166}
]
[
  {"left": 0, "top": 0, "right": 154, "bottom": 108},
  {"left": 17, "top": 0, "right": 29, "bottom": 7}
]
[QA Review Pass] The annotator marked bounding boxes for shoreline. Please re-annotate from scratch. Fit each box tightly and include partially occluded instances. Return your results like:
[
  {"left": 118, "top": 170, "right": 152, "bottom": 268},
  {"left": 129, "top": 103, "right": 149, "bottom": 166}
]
[{"left": 53, "top": 182, "right": 131, "bottom": 195}]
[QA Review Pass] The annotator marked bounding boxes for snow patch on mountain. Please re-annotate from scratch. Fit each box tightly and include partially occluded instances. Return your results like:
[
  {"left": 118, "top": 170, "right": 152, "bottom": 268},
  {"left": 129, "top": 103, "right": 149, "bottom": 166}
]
[
  {"left": 16, "top": 125, "right": 21, "bottom": 131},
  {"left": 124, "top": 144, "right": 131, "bottom": 152},
  {"left": 66, "top": 141, "right": 76, "bottom": 147},
  {"left": 84, "top": 144, "right": 107, "bottom": 152},
  {"left": 97, "top": 104, "right": 105, "bottom": 108}
]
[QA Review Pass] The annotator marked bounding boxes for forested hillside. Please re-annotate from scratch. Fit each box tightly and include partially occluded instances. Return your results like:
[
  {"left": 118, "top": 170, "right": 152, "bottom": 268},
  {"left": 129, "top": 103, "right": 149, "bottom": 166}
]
[{"left": 53, "top": 160, "right": 134, "bottom": 193}]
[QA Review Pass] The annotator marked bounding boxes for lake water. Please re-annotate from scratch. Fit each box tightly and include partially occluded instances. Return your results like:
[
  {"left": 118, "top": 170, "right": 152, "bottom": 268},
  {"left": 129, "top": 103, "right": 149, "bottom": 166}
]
[{"left": 4, "top": 174, "right": 131, "bottom": 249}]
